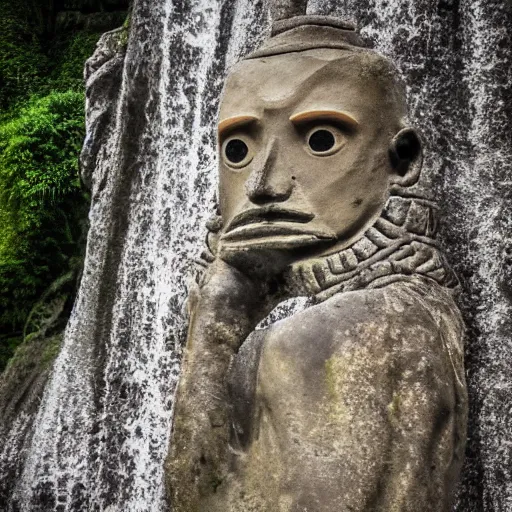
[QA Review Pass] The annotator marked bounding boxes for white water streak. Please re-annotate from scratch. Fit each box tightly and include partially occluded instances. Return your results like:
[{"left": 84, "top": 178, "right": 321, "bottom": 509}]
[
  {"left": 12, "top": 1, "right": 268, "bottom": 511},
  {"left": 461, "top": 1, "right": 512, "bottom": 507}
]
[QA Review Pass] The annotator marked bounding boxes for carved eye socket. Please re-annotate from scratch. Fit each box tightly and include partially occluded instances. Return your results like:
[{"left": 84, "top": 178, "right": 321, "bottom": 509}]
[
  {"left": 222, "top": 137, "right": 253, "bottom": 168},
  {"left": 306, "top": 126, "right": 345, "bottom": 156}
]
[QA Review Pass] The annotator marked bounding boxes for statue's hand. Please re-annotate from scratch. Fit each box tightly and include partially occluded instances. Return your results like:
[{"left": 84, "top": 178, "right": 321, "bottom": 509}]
[
  {"left": 191, "top": 258, "right": 270, "bottom": 351},
  {"left": 169, "top": 258, "right": 266, "bottom": 508},
  {"left": 201, "top": 257, "right": 263, "bottom": 303}
]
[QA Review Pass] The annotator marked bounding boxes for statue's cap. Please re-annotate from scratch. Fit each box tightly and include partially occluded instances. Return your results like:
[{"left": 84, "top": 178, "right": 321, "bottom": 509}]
[{"left": 246, "top": 15, "right": 366, "bottom": 60}]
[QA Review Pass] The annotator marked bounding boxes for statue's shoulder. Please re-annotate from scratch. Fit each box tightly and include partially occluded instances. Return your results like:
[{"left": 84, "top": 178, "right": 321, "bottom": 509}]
[
  {"left": 261, "top": 277, "right": 464, "bottom": 358},
  {"left": 254, "top": 279, "right": 465, "bottom": 419}
]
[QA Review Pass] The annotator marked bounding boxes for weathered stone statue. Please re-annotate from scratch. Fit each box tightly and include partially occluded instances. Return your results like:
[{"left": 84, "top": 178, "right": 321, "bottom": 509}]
[{"left": 166, "top": 16, "right": 468, "bottom": 512}]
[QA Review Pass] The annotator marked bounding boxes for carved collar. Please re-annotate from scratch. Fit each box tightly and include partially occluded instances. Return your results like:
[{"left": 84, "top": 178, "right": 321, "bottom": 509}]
[
  {"left": 285, "top": 193, "right": 459, "bottom": 302},
  {"left": 202, "top": 193, "right": 458, "bottom": 303}
]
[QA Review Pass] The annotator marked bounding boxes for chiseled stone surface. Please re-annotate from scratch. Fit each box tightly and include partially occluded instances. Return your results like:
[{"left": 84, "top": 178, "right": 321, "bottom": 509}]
[
  {"left": 1, "top": 1, "right": 510, "bottom": 510},
  {"left": 167, "top": 17, "right": 468, "bottom": 512}
]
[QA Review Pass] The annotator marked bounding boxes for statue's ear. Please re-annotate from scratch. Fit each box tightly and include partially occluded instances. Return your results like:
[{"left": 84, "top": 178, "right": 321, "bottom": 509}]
[{"left": 389, "top": 128, "right": 422, "bottom": 187}]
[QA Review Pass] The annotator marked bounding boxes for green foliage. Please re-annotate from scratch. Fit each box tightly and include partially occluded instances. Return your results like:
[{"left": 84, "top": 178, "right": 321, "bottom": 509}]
[
  {"left": 0, "top": 2, "right": 104, "bottom": 109},
  {"left": 0, "top": 1, "right": 129, "bottom": 372},
  {"left": 48, "top": 32, "right": 103, "bottom": 92},
  {"left": 0, "top": 91, "right": 88, "bottom": 346},
  {"left": 0, "top": 1, "right": 104, "bottom": 371},
  {"left": 0, "top": 91, "right": 84, "bottom": 205},
  {"left": 0, "top": 3, "right": 48, "bottom": 108},
  {"left": 0, "top": 335, "right": 22, "bottom": 372}
]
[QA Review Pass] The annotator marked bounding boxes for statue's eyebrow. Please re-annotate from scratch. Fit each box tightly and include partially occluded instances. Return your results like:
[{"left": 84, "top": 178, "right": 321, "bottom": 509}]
[
  {"left": 289, "top": 110, "right": 359, "bottom": 129},
  {"left": 218, "top": 115, "right": 259, "bottom": 138}
]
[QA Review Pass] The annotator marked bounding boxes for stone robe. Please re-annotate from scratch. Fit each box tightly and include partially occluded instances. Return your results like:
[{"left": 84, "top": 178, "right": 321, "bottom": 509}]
[{"left": 204, "top": 276, "right": 468, "bottom": 512}]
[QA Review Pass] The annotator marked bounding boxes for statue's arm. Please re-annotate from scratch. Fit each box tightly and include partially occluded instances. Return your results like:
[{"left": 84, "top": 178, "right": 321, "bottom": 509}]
[
  {"left": 165, "top": 259, "right": 267, "bottom": 510},
  {"left": 329, "top": 288, "right": 467, "bottom": 511},
  {"left": 375, "top": 303, "right": 467, "bottom": 511}
]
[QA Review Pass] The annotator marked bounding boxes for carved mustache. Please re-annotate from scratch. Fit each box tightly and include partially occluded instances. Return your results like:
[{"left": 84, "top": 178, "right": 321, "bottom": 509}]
[
  {"left": 221, "top": 206, "right": 337, "bottom": 245},
  {"left": 225, "top": 206, "right": 315, "bottom": 233}
]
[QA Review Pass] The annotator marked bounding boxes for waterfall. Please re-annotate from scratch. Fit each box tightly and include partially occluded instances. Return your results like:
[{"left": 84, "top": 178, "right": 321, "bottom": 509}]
[
  {"left": 6, "top": 1, "right": 268, "bottom": 510},
  {"left": 457, "top": 3, "right": 512, "bottom": 508},
  {"left": 1, "top": 0, "right": 510, "bottom": 510}
]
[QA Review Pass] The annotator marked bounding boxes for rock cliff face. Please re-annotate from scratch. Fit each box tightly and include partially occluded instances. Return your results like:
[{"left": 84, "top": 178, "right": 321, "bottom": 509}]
[
  {"left": 0, "top": 0, "right": 510, "bottom": 511},
  {"left": 55, "top": 1, "right": 129, "bottom": 33}
]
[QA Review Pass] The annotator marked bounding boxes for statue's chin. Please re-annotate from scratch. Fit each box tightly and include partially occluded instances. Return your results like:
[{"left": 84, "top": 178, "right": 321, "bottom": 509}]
[
  {"left": 219, "top": 247, "right": 291, "bottom": 280},
  {"left": 219, "top": 235, "right": 336, "bottom": 279}
]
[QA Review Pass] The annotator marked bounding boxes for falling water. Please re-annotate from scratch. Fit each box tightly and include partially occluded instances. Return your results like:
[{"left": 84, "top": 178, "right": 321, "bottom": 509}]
[
  {"left": 5, "top": 1, "right": 268, "bottom": 510},
  {"left": 1, "top": 0, "right": 511, "bottom": 510}
]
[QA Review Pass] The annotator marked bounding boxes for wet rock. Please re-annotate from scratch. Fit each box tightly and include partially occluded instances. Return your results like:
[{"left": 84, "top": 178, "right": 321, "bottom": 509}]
[{"left": 0, "top": 1, "right": 510, "bottom": 510}]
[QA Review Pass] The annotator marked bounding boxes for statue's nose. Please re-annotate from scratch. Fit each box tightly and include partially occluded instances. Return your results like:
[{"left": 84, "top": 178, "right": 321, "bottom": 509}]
[{"left": 245, "top": 138, "right": 293, "bottom": 204}]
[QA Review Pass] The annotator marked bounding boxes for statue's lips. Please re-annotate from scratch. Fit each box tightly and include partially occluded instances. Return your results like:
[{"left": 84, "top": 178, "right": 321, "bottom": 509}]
[
  {"left": 221, "top": 223, "right": 335, "bottom": 242},
  {"left": 221, "top": 207, "right": 336, "bottom": 245},
  {"left": 226, "top": 206, "right": 315, "bottom": 231}
]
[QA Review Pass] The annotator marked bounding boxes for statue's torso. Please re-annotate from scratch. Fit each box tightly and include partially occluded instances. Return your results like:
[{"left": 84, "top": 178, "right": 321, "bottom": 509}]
[{"left": 207, "top": 278, "right": 467, "bottom": 512}]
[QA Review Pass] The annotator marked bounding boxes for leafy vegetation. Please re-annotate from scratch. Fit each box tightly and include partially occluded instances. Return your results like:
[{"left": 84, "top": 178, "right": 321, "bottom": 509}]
[
  {"left": 0, "top": 1, "right": 120, "bottom": 371},
  {"left": 0, "top": 91, "right": 88, "bottom": 338},
  {"left": 0, "top": 3, "right": 47, "bottom": 110}
]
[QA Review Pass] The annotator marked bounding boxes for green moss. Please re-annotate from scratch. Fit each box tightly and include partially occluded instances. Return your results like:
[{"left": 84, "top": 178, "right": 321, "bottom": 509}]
[
  {"left": 123, "top": 11, "right": 132, "bottom": 30},
  {"left": 387, "top": 392, "right": 402, "bottom": 426},
  {"left": 41, "top": 334, "right": 63, "bottom": 366},
  {"left": 114, "top": 11, "right": 132, "bottom": 50},
  {"left": 118, "top": 27, "right": 129, "bottom": 48}
]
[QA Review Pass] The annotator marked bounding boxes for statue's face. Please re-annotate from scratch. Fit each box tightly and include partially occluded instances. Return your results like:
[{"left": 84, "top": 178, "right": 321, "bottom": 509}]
[{"left": 217, "top": 50, "right": 407, "bottom": 266}]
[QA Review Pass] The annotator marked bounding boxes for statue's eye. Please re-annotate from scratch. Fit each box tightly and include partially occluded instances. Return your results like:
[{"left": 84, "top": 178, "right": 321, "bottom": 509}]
[
  {"left": 222, "top": 137, "right": 253, "bottom": 168},
  {"left": 226, "top": 139, "right": 248, "bottom": 162},
  {"left": 306, "top": 126, "right": 345, "bottom": 156},
  {"left": 309, "top": 129, "right": 335, "bottom": 152}
]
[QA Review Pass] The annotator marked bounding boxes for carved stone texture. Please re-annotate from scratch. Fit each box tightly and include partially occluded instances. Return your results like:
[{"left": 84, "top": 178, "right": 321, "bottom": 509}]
[
  {"left": 166, "top": 16, "right": 468, "bottom": 512},
  {"left": 269, "top": 0, "right": 308, "bottom": 21}
]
